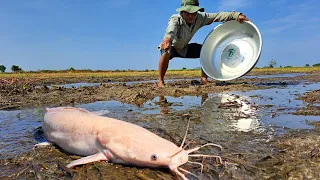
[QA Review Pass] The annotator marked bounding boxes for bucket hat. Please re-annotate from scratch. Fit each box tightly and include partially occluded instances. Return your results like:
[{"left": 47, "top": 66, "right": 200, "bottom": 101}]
[{"left": 176, "top": 0, "right": 204, "bottom": 13}]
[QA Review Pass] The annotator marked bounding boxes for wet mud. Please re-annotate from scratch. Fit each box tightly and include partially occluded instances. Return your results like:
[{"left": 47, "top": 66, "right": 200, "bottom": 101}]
[
  {"left": 294, "top": 90, "right": 320, "bottom": 116},
  {"left": 1, "top": 70, "right": 319, "bottom": 111},
  {"left": 0, "top": 70, "right": 319, "bottom": 179}
]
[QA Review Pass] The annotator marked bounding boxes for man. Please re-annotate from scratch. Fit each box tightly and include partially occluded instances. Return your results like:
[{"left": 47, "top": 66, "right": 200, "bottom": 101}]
[{"left": 157, "top": 0, "right": 251, "bottom": 87}]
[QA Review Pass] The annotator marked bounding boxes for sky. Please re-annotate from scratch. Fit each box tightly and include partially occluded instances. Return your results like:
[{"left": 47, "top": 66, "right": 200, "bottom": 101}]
[{"left": 0, "top": 0, "right": 319, "bottom": 71}]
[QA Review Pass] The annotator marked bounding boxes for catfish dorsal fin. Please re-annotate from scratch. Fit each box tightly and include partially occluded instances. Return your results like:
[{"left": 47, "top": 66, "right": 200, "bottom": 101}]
[
  {"left": 63, "top": 107, "right": 91, "bottom": 114},
  {"left": 45, "top": 107, "right": 91, "bottom": 114}
]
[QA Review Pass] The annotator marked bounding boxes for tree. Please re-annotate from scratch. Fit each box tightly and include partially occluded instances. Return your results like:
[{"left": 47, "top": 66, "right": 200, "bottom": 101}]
[
  {"left": 313, "top": 63, "right": 320, "bottom": 67},
  {"left": 11, "top": 65, "right": 22, "bottom": 72},
  {"left": 268, "top": 59, "right": 277, "bottom": 68},
  {"left": 305, "top": 64, "right": 310, "bottom": 67},
  {"left": 0, "top": 65, "right": 6, "bottom": 72}
]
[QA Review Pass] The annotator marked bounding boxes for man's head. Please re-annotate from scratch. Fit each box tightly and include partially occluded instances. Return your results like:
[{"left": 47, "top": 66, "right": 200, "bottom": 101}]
[
  {"left": 180, "top": 11, "right": 198, "bottom": 24},
  {"left": 176, "top": 0, "right": 204, "bottom": 24},
  {"left": 176, "top": 0, "right": 204, "bottom": 13}
]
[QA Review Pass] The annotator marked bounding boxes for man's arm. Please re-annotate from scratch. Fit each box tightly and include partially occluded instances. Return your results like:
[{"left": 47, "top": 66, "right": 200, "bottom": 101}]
[
  {"left": 159, "top": 15, "right": 179, "bottom": 50},
  {"left": 163, "top": 15, "right": 179, "bottom": 40},
  {"left": 202, "top": 11, "right": 249, "bottom": 25}
]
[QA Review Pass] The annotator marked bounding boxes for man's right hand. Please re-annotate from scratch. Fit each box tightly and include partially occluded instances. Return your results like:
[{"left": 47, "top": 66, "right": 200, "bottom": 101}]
[{"left": 160, "top": 38, "right": 172, "bottom": 50}]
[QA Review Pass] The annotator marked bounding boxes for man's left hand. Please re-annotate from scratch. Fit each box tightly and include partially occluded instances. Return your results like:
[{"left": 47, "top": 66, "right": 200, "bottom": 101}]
[{"left": 237, "top": 14, "right": 251, "bottom": 23}]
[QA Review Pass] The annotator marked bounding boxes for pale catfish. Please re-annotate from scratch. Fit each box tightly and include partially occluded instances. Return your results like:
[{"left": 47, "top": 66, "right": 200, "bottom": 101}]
[{"left": 41, "top": 107, "right": 223, "bottom": 180}]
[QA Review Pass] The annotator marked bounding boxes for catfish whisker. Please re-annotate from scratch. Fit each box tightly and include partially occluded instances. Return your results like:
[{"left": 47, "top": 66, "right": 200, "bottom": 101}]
[
  {"left": 178, "top": 167, "right": 198, "bottom": 179},
  {"left": 170, "top": 118, "right": 191, "bottom": 158},
  {"left": 188, "top": 161, "right": 204, "bottom": 175},
  {"left": 186, "top": 143, "right": 222, "bottom": 154},
  {"left": 188, "top": 154, "right": 224, "bottom": 164},
  {"left": 180, "top": 118, "right": 191, "bottom": 148}
]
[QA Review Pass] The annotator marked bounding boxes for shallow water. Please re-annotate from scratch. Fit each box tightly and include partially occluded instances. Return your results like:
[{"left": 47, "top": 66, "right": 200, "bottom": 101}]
[
  {"left": 0, "top": 81, "right": 319, "bottom": 164},
  {"left": 242, "top": 73, "right": 306, "bottom": 79},
  {"left": 0, "top": 109, "right": 44, "bottom": 159},
  {"left": 46, "top": 78, "right": 198, "bottom": 89},
  {"left": 45, "top": 73, "right": 306, "bottom": 89}
]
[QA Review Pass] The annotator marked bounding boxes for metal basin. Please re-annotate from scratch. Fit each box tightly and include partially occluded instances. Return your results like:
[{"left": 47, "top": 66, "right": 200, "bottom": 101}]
[{"left": 200, "top": 20, "right": 262, "bottom": 81}]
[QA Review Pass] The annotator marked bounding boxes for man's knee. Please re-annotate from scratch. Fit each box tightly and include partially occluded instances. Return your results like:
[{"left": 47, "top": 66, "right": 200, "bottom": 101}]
[
  {"left": 160, "top": 50, "right": 172, "bottom": 61},
  {"left": 160, "top": 49, "right": 173, "bottom": 60}
]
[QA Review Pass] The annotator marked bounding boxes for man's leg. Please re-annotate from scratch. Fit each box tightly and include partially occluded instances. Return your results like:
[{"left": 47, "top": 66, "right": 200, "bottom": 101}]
[
  {"left": 158, "top": 48, "right": 180, "bottom": 87},
  {"left": 201, "top": 69, "right": 209, "bottom": 85},
  {"left": 185, "top": 43, "right": 209, "bottom": 85},
  {"left": 158, "top": 51, "right": 171, "bottom": 87}
]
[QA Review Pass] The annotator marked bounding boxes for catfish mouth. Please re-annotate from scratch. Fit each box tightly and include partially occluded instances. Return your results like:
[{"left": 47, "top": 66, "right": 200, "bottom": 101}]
[{"left": 119, "top": 155, "right": 171, "bottom": 169}]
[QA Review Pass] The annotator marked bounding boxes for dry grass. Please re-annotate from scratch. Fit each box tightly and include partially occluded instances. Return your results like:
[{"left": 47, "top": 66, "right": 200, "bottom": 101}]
[{"left": 0, "top": 67, "right": 319, "bottom": 80}]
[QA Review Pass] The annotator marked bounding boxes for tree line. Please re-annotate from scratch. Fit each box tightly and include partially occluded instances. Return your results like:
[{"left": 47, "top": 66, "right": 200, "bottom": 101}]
[
  {"left": 1, "top": 62, "right": 320, "bottom": 73},
  {"left": 0, "top": 65, "right": 22, "bottom": 72}
]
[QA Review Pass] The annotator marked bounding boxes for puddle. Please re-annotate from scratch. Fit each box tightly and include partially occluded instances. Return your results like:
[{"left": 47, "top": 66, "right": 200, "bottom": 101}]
[
  {"left": 1, "top": 82, "right": 319, "bottom": 164},
  {"left": 44, "top": 78, "right": 198, "bottom": 89},
  {"left": 0, "top": 109, "right": 44, "bottom": 159},
  {"left": 140, "top": 83, "right": 320, "bottom": 133},
  {"left": 42, "top": 73, "right": 306, "bottom": 89},
  {"left": 242, "top": 73, "right": 306, "bottom": 79},
  {"left": 254, "top": 80, "right": 304, "bottom": 86}
]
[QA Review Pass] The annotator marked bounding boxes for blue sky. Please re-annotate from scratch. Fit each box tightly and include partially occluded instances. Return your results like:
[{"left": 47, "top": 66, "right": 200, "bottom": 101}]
[{"left": 0, "top": 0, "right": 319, "bottom": 71}]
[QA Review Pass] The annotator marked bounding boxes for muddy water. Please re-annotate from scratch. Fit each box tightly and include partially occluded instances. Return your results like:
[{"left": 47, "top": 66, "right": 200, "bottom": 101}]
[
  {"left": 0, "top": 76, "right": 320, "bottom": 179},
  {"left": 45, "top": 73, "right": 306, "bottom": 89}
]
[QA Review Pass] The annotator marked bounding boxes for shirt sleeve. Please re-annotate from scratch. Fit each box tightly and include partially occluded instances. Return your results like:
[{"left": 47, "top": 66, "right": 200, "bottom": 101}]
[
  {"left": 203, "top": 11, "right": 242, "bottom": 25},
  {"left": 163, "top": 15, "right": 180, "bottom": 40}
]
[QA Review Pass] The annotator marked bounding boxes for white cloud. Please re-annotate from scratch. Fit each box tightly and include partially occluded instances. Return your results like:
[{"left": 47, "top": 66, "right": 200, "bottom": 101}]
[
  {"left": 262, "top": 24, "right": 294, "bottom": 34},
  {"left": 263, "top": 13, "right": 303, "bottom": 25},
  {"left": 218, "top": 0, "right": 250, "bottom": 10},
  {"left": 262, "top": 1, "right": 319, "bottom": 34}
]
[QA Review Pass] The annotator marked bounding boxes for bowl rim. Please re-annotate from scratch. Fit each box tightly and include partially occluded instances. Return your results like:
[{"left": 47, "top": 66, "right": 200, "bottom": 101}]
[{"left": 200, "top": 20, "right": 263, "bottom": 81}]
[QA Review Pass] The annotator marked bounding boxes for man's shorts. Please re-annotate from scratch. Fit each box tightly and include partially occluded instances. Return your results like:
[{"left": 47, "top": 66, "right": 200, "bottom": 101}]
[{"left": 160, "top": 43, "right": 202, "bottom": 60}]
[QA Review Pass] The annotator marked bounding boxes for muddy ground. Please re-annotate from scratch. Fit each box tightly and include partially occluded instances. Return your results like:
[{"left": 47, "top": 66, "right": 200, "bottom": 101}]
[
  {"left": 0, "top": 70, "right": 320, "bottom": 180},
  {"left": 0, "top": 71, "right": 319, "bottom": 110}
]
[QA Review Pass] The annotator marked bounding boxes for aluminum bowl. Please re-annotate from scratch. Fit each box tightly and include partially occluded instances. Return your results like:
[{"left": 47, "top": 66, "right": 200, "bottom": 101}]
[{"left": 200, "top": 20, "right": 262, "bottom": 81}]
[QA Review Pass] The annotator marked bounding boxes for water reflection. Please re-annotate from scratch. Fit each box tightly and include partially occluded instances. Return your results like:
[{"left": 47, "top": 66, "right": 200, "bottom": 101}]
[
  {"left": 159, "top": 96, "right": 169, "bottom": 114},
  {"left": 156, "top": 94, "right": 209, "bottom": 115},
  {"left": 200, "top": 93, "right": 260, "bottom": 132}
]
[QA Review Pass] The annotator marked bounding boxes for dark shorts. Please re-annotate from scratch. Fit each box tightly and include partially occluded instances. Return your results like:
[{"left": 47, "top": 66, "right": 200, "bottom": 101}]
[{"left": 160, "top": 43, "right": 202, "bottom": 60}]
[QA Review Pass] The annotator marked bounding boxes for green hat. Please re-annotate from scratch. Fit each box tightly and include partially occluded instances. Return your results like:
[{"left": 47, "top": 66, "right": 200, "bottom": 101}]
[{"left": 176, "top": 0, "right": 204, "bottom": 13}]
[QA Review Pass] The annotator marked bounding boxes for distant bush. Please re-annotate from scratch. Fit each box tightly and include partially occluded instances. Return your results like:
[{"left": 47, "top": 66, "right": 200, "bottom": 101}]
[
  {"left": 305, "top": 64, "right": 310, "bottom": 67},
  {"left": 268, "top": 59, "right": 277, "bottom": 68},
  {"left": 313, "top": 63, "right": 320, "bottom": 67},
  {"left": 284, "top": 66, "right": 293, "bottom": 68},
  {"left": 0, "top": 65, "right": 6, "bottom": 72},
  {"left": 11, "top": 65, "right": 22, "bottom": 72}
]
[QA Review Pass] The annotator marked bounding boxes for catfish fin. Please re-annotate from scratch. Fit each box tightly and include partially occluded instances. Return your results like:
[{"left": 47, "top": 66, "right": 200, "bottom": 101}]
[
  {"left": 45, "top": 107, "right": 91, "bottom": 114},
  {"left": 66, "top": 152, "right": 109, "bottom": 168}
]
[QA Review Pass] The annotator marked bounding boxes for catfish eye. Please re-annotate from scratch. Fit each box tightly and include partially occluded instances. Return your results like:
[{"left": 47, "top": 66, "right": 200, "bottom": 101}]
[{"left": 151, "top": 154, "right": 158, "bottom": 161}]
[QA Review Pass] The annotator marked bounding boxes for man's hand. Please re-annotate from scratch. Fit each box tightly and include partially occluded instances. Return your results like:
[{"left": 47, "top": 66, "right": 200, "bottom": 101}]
[
  {"left": 237, "top": 14, "right": 251, "bottom": 24},
  {"left": 160, "top": 38, "right": 172, "bottom": 50}
]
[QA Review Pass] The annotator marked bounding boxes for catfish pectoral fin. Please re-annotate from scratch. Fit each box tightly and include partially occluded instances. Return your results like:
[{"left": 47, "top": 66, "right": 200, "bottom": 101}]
[{"left": 66, "top": 152, "right": 109, "bottom": 168}]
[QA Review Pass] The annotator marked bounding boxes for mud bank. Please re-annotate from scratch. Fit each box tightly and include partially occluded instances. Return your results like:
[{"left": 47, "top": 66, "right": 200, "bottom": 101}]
[{"left": 0, "top": 70, "right": 319, "bottom": 180}]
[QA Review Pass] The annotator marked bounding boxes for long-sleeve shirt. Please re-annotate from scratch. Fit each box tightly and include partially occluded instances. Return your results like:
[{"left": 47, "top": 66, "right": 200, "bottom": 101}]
[{"left": 158, "top": 11, "right": 241, "bottom": 57}]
